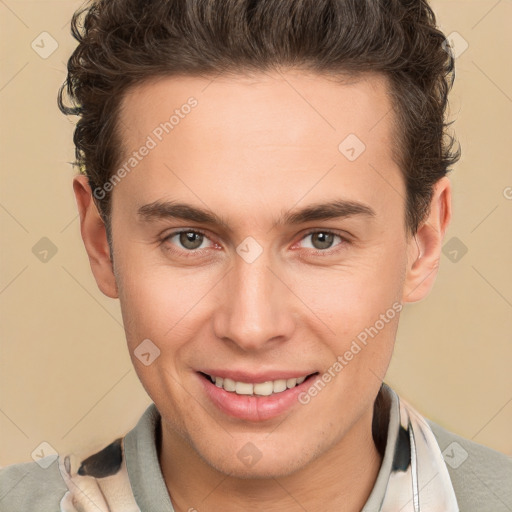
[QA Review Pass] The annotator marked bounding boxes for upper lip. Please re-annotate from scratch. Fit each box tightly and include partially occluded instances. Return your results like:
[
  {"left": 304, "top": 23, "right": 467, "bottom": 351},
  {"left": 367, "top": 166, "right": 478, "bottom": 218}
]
[{"left": 197, "top": 369, "right": 318, "bottom": 384}]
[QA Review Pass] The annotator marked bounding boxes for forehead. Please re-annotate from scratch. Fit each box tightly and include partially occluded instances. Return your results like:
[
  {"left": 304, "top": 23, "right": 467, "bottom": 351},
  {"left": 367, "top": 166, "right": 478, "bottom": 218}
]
[
  {"left": 118, "top": 69, "right": 394, "bottom": 145},
  {"left": 113, "top": 70, "right": 403, "bottom": 227}
]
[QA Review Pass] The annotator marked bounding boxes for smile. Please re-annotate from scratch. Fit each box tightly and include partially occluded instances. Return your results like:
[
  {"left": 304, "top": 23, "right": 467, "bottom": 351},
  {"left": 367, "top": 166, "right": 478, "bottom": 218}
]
[{"left": 200, "top": 372, "right": 317, "bottom": 396}]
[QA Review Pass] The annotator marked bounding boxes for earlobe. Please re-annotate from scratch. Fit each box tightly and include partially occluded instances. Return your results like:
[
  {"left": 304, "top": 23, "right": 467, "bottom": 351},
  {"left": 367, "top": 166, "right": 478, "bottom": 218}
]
[
  {"left": 73, "top": 175, "right": 119, "bottom": 299},
  {"left": 402, "top": 177, "right": 452, "bottom": 303}
]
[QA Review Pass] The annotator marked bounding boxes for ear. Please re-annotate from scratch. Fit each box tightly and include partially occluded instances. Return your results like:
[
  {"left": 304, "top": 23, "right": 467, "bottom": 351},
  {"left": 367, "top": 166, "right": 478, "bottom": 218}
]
[
  {"left": 73, "top": 175, "right": 119, "bottom": 299},
  {"left": 402, "top": 176, "right": 452, "bottom": 303}
]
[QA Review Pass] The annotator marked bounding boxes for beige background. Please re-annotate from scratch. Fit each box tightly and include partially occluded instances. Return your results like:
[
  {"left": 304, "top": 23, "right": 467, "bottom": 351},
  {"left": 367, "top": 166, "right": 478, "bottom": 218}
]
[{"left": 1, "top": 0, "right": 511, "bottom": 467}]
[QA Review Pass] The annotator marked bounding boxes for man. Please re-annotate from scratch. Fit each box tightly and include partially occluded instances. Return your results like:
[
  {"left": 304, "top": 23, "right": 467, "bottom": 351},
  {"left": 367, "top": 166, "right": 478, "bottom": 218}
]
[{"left": 1, "top": 0, "right": 511, "bottom": 511}]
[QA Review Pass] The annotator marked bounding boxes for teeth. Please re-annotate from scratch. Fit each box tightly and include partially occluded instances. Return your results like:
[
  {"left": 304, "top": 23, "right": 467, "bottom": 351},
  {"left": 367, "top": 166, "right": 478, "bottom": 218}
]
[
  {"left": 208, "top": 374, "right": 310, "bottom": 396},
  {"left": 235, "top": 382, "right": 253, "bottom": 395},
  {"left": 286, "top": 378, "right": 297, "bottom": 388},
  {"left": 222, "top": 377, "right": 236, "bottom": 392},
  {"left": 273, "top": 379, "right": 287, "bottom": 393}
]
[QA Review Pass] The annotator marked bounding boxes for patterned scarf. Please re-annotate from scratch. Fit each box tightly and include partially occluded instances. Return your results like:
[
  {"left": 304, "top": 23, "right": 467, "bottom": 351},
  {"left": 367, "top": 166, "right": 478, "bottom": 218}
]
[{"left": 376, "top": 395, "right": 459, "bottom": 511}]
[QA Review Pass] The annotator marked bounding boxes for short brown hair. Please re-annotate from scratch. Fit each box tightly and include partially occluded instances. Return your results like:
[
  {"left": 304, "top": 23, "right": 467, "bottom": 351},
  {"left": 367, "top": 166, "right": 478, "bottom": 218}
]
[{"left": 58, "top": 0, "right": 460, "bottom": 247}]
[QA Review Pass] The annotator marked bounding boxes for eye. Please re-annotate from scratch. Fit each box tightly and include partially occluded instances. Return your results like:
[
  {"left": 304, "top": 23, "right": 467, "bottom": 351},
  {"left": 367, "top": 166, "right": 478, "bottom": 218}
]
[
  {"left": 162, "top": 229, "right": 215, "bottom": 255},
  {"left": 297, "top": 230, "right": 348, "bottom": 254}
]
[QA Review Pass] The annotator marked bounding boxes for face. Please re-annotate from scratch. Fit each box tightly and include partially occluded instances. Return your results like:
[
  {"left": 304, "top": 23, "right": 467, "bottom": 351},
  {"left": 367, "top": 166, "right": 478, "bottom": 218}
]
[{"left": 75, "top": 69, "right": 450, "bottom": 480}]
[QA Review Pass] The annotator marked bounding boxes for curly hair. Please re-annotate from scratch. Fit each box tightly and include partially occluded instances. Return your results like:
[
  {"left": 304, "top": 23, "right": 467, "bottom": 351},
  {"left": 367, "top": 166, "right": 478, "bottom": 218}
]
[{"left": 58, "top": 0, "right": 460, "bottom": 245}]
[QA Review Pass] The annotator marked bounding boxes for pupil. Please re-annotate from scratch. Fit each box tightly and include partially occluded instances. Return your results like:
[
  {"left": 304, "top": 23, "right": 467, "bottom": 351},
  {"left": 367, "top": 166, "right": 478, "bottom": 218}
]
[
  {"left": 313, "top": 232, "right": 333, "bottom": 250},
  {"left": 180, "top": 232, "right": 202, "bottom": 249}
]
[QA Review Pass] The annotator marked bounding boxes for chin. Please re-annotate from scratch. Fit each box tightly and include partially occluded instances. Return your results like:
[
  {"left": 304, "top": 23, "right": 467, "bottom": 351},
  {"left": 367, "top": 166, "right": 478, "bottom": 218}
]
[
  {"left": 211, "top": 456, "right": 304, "bottom": 480},
  {"left": 195, "top": 437, "right": 319, "bottom": 481}
]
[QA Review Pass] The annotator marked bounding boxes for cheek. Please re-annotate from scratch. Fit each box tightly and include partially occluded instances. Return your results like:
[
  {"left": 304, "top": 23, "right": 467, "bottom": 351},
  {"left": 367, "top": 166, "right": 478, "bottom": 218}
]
[
  {"left": 294, "top": 248, "right": 406, "bottom": 329},
  {"left": 290, "top": 244, "right": 405, "bottom": 377},
  {"left": 118, "top": 254, "right": 211, "bottom": 341}
]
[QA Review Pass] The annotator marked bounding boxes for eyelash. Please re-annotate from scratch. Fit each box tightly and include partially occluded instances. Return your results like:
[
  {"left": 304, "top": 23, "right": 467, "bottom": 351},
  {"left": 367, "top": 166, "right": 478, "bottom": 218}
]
[{"left": 161, "top": 228, "right": 350, "bottom": 259}]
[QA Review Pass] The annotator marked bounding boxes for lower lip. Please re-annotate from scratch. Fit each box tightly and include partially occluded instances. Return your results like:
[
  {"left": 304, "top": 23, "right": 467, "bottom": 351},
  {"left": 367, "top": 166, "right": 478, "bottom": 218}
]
[{"left": 197, "top": 372, "right": 319, "bottom": 422}]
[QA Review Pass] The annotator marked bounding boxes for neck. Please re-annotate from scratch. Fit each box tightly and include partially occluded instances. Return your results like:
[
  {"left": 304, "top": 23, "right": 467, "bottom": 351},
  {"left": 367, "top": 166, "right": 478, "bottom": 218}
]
[{"left": 158, "top": 405, "right": 384, "bottom": 512}]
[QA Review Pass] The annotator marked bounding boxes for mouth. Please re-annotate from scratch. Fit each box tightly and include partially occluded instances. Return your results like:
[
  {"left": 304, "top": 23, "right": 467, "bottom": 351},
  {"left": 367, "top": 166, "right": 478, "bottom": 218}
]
[
  {"left": 196, "top": 369, "right": 322, "bottom": 421},
  {"left": 198, "top": 371, "right": 319, "bottom": 397}
]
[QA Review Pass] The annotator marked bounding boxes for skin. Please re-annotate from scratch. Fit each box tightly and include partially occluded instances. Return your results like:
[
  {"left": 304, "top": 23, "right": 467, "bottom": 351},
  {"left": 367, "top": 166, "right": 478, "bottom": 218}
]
[{"left": 73, "top": 69, "right": 451, "bottom": 511}]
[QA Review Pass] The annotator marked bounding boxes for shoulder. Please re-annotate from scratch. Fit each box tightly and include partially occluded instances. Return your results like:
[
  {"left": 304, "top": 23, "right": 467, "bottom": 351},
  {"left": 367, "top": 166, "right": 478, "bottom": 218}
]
[
  {"left": 0, "top": 455, "right": 68, "bottom": 511},
  {"left": 428, "top": 419, "right": 512, "bottom": 511}
]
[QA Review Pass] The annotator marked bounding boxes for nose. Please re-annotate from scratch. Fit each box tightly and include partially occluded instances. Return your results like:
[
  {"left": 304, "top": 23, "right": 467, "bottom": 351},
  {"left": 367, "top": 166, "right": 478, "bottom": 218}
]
[{"left": 212, "top": 246, "right": 297, "bottom": 352}]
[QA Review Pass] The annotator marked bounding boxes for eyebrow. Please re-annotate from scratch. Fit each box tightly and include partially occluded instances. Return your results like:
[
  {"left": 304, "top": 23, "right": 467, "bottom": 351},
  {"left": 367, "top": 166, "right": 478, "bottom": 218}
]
[{"left": 137, "top": 198, "right": 376, "bottom": 229}]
